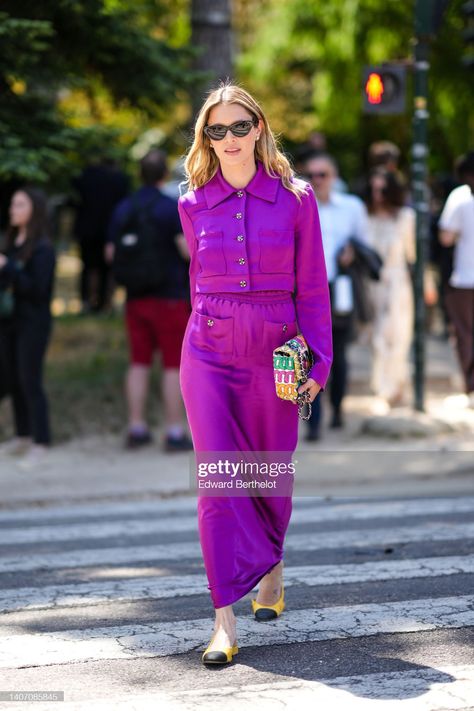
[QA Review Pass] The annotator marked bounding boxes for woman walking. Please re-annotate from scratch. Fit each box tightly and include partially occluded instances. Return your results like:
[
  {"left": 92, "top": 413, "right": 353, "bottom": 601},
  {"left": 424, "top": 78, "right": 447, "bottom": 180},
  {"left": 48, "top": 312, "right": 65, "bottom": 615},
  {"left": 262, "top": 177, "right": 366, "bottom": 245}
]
[
  {"left": 178, "top": 82, "right": 332, "bottom": 665},
  {"left": 365, "top": 169, "right": 416, "bottom": 407},
  {"left": 0, "top": 187, "right": 56, "bottom": 469}
]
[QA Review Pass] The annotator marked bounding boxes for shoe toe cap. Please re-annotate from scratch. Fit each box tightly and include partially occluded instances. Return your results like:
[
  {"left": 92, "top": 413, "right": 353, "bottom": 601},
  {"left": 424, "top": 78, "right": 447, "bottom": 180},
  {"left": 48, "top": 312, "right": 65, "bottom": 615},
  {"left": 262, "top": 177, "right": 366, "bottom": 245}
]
[
  {"left": 202, "top": 651, "right": 230, "bottom": 663},
  {"left": 254, "top": 608, "right": 278, "bottom": 621}
]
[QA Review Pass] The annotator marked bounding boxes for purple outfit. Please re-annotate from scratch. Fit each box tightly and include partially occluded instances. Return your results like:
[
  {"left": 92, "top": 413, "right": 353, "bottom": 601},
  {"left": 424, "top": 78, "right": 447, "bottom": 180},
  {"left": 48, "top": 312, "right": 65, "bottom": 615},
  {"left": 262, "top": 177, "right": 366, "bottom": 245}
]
[{"left": 178, "top": 160, "right": 332, "bottom": 608}]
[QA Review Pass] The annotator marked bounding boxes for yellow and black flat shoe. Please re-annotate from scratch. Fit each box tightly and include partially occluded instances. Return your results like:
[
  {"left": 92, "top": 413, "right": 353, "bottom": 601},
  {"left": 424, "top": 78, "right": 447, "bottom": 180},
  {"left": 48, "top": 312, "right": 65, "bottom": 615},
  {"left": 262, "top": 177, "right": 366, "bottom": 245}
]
[
  {"left": 202, "top": 633, "right": 239, "bottom": 665},
  {"left": 251, "top": 582, "right": 285, "bottom": 621}
]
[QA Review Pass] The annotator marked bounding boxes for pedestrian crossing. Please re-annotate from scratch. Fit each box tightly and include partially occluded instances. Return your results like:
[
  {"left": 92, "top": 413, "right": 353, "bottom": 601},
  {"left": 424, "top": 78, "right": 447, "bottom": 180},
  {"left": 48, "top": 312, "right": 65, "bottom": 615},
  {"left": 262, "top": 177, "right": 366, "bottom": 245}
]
[
  {"left": 2, "top": 594, "right": 474, "bottom": 667},
  {"left": 3, "top": 496, "right": 474, "bottom": 544},
  {"left": 1, "top": 519, "right": 473, "bottom": 573},
  {"left": 2, "top": 556, "right": 474, "bottom": 615},
  {"left": 1, "top": 495, "right": 473, "bottom": 709}
]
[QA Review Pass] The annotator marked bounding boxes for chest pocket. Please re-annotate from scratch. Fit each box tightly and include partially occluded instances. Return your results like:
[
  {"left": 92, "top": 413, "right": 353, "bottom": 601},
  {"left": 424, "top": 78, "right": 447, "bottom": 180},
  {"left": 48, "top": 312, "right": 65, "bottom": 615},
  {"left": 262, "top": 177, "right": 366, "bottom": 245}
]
[
  {"left": 258, "top": 229, "right": 294, "bottom": 274},
  {"left": 196, "top": 230, "right": 227, "bottom": 277}
]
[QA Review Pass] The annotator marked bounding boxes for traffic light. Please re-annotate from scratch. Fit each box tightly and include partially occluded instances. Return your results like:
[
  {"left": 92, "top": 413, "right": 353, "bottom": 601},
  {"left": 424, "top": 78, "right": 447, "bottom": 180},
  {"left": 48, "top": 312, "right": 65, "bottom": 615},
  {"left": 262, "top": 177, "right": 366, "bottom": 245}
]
[{"left": 362, "top": 65, "right": 407, "bottom": 115}]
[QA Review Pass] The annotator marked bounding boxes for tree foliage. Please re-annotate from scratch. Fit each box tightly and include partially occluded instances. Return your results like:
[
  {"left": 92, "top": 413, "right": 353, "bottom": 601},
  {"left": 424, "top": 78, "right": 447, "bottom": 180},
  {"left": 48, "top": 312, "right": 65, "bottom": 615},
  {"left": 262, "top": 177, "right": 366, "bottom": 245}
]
[
  {"left": 1, "top": 0, "right": 472, "bottom": 191},
  {"left": 0, "top": 1, "right": 197, "bottom": 187},
  {"left": 235, "top": 0, "right": 473, "bottom": 180}
]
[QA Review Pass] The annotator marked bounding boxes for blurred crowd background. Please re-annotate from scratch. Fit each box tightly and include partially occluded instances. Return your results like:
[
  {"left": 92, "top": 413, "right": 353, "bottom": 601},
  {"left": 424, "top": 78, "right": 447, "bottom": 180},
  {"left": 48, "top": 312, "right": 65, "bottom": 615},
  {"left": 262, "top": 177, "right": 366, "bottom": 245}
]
[{"left": 0, "top": 0, "right": 472, "bottom": 467}]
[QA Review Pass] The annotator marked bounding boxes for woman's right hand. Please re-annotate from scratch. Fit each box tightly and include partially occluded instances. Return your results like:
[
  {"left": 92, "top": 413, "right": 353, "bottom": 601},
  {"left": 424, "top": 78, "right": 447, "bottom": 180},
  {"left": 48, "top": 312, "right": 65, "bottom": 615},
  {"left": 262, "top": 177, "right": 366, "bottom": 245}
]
[{"left": 0, "top": 254, "right": 7, "bottom": 269}]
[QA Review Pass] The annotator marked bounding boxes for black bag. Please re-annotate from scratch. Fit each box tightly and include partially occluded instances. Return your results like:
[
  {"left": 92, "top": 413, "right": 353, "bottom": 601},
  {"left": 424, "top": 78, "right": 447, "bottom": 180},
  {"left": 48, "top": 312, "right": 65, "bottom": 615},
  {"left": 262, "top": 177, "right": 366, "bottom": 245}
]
[
  {"left": 348, "top": 237, "right": 383, "bottom": 280},
  {"left": 112, "top": 192, "right": 168, "bottom": 294}
]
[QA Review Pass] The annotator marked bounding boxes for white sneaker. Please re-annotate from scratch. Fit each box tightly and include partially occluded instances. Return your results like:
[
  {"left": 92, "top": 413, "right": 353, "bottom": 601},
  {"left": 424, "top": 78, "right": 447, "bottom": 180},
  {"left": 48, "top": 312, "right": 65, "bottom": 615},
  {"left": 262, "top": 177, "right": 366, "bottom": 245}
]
[
  {"left": 17, "top": 445, "right": 50, "bottom": 470},
  {"left": 468, "top": 392, "right": 474, "bottom": 409},
  {"left": 0, "top": 438, "right": 32, "bottom": 457}
]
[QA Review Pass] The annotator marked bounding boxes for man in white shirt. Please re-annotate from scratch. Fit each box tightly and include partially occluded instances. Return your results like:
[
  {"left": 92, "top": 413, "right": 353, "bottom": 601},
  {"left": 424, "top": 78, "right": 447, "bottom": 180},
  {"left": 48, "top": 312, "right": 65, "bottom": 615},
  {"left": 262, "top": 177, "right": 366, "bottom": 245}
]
[
  {"left": 301, "top": 152, "right": 369, "bottom": 438},
  {"left": 439, "top": 151, "right": 474, "bottom": 404}
]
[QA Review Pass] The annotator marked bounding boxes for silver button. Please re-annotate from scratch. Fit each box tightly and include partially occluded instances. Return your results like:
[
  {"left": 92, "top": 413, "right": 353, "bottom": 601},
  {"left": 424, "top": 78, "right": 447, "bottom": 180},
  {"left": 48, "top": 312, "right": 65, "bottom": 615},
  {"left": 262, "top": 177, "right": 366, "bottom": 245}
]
[
  {"left": 207, "top": 319, "right": 214, "bottom": 327},
  {"left": 282, "top": 324, "right": 288, "bottom": 332},
  {"left": 238, "top": 257, "right": 245, "bottom": 265},
  {"left": 239, "top": 280, "right": 247, "bottom": 287},
  {"left": 235, "top": 212, "right": 242, "bottom": 219},
  {"left": 236, "top": 235, "right": 244, "bottom": 242},
  {"left": 236, "top": 190, "right": 244, "bottom": 198}
]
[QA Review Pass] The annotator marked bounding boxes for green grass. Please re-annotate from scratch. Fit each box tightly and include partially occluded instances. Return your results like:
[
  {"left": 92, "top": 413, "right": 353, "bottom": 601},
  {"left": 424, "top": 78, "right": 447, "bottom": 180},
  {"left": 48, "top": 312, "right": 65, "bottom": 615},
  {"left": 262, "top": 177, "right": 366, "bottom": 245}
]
[{"left": 0, "top": 313, "right": 163, "bottom": 443}]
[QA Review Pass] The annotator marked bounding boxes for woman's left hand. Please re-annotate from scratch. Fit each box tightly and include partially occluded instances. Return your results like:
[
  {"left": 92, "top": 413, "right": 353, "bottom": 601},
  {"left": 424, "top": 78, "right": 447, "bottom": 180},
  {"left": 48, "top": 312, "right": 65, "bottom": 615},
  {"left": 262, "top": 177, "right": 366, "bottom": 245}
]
[{"left": 297, "top": 378, "right": 321, "bottom": 403}]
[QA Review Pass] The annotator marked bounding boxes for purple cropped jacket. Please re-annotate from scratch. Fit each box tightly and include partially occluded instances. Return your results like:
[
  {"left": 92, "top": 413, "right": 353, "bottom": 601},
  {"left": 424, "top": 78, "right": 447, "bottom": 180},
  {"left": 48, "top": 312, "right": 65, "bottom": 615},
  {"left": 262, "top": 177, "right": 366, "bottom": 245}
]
[{"left": 177, "top": 159, "right": 333, "bottom": 389}]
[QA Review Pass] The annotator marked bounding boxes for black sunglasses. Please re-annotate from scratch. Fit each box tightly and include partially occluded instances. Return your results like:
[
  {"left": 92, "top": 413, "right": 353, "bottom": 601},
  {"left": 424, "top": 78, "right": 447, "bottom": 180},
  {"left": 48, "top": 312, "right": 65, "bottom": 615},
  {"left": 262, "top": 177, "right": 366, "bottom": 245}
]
[{"left": 203, "top": 118, "right": 258, "bottom": 141}]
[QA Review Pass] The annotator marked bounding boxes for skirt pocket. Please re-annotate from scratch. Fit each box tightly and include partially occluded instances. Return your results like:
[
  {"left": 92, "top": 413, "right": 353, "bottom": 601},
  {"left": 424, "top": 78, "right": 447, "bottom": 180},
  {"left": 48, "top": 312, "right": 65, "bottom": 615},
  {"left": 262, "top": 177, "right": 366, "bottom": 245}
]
[
  {"left": 187, "top": 310, "right": 234, "bottom": 365},
  {"left": 258, "top": 318, "right": 298, "bottom": 366}
]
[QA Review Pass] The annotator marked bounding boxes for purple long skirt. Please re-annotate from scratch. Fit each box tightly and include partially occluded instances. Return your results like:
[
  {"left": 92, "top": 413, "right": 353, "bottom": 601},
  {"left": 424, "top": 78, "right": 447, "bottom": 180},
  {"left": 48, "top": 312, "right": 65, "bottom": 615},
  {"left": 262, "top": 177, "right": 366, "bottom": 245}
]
[{"left": 179, "top": 290, "right": 299, "bottom": 609}]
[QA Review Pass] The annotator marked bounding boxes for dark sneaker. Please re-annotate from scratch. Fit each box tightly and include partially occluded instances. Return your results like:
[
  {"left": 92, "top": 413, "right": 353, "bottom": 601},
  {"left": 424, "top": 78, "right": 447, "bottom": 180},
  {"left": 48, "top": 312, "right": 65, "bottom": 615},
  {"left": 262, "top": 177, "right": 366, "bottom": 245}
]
[
  {"left": 163, "top": 433, "right": 194, "bottom": 452},
  {"left": 125, "top": 430, "right": 153, "bottom": 450}
]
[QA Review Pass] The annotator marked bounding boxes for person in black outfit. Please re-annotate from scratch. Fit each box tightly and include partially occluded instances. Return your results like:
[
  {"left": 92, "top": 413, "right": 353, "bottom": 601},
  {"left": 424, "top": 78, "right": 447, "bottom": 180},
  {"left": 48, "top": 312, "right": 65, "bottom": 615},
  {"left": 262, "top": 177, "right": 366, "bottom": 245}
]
[
  {"left": 73, "top": 157, "right": 129, "bottom": 313},
  {"left": 0, "top": 187, "right": 56, "bottom": 469}
]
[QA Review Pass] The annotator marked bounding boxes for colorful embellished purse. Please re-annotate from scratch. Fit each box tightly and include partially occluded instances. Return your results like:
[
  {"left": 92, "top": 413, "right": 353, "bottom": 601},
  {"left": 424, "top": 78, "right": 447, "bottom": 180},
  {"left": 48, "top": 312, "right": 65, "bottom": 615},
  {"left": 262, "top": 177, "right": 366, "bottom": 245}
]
[{"left": 273, "top": 334, "right": 315, "bottom": 420}]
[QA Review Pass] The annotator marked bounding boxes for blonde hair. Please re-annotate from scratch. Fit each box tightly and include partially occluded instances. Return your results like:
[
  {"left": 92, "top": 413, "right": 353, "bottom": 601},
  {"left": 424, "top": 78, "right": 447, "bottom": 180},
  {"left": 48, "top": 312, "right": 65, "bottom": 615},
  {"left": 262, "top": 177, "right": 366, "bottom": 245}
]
[{"left": 182, "top": 80, "right": 306, "bottom": 203}]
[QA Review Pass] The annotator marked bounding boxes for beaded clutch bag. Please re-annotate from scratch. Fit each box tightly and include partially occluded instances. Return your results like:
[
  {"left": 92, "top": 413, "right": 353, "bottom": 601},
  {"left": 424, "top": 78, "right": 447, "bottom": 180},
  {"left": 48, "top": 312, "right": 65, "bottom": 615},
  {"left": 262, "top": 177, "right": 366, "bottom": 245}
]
[{"left": 273, "top": 334, "right": 315, "bottom": 420}]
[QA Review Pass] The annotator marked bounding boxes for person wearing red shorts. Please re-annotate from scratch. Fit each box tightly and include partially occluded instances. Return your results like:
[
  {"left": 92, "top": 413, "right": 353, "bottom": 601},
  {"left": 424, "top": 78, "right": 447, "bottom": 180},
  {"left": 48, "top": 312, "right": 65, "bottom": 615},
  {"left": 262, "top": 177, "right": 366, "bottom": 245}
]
[{"left": 107, "top": 150, "right": 193, "bottom": 451}]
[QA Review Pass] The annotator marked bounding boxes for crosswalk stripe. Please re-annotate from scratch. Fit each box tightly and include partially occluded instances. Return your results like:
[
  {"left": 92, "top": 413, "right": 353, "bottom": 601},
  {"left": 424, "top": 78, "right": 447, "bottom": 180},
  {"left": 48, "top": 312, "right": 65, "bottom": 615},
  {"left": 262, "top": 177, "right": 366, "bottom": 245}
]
[
  {"left": 1, "top": 594, "right": 473, "bottom": 668},
  {"left": 0, "top": 520, "right": 472, "bottom": 573},
  {"left": 2, "top": 498, "right": 474, "bottom": 544},
  {"left": 2, "top": 555, "right": 474, "bottom": 613},
  {"left": 0, "top": 496, "right": 199, "bottom": 522},
  {"left": 55, "top": 665, "right": 474, "bottom": 711},
  {"left": 0, "top": 516, "right": 199, "bottom": 544},
  {"left": 1, "top": 495, "right": 473, "bottom": 526}
]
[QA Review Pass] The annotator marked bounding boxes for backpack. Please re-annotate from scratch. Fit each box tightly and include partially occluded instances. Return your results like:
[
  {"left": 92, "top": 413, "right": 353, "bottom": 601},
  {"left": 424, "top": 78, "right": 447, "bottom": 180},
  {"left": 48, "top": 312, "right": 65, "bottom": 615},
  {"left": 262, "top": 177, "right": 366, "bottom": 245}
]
[{"left": 112, "top": 191, "right": 168, "bottom": 294}]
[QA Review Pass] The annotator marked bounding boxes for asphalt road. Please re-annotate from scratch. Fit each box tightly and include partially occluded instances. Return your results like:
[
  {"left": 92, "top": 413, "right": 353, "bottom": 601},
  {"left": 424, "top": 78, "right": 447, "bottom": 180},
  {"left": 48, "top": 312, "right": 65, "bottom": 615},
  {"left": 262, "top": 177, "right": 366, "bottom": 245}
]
[{"left": 0, "top": 494, "right": 473, "bottom": 710}]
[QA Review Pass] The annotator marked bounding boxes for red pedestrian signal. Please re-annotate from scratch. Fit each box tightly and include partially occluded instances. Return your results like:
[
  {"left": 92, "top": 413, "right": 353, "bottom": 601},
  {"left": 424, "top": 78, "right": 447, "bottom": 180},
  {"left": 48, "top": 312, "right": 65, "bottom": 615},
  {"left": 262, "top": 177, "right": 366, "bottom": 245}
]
[
  {"left": 362, "top": 65, "right": 406, "bottom": 115},
  {"left": 365, "top": 73, "right": 384, "bottom": 104}
]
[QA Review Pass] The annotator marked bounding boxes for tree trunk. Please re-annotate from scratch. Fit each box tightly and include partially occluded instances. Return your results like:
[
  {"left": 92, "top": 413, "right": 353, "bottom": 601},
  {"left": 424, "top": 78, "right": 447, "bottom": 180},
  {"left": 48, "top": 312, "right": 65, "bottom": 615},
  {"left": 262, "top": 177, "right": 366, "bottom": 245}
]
[{"left": 190, "top": 0, "right": 234, "bottom": 120}]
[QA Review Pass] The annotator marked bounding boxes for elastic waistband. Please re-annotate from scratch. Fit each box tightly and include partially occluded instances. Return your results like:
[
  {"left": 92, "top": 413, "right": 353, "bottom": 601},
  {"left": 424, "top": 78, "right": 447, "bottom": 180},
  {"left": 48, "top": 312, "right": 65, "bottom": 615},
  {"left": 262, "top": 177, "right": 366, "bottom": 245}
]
[{"left": 197, "top": 290, "right": 293, "bottom": 304}]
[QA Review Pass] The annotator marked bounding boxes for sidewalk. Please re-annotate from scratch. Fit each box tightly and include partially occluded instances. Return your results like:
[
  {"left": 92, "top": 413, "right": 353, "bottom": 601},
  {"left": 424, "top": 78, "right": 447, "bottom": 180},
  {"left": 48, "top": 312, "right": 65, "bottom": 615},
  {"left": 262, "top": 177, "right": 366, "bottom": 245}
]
[
  {"left": 0, "top": 336, "right": 472, "bottom": 508},
  {"left": 349, "top": 329, "right": 461, "bottom": 393},
  {"left": 347, "top": 334, "right": 473, "bottom": 438}
]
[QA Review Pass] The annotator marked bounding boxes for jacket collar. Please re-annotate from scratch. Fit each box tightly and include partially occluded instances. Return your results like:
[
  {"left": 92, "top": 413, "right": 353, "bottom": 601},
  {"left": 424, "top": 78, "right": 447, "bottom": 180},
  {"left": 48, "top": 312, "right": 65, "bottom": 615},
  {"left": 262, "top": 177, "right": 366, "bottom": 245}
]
[{"left": 203, "top": 159, "right": 280, "bottom": 208}]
